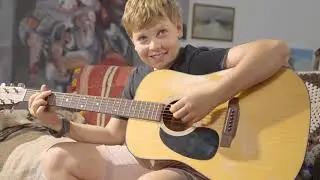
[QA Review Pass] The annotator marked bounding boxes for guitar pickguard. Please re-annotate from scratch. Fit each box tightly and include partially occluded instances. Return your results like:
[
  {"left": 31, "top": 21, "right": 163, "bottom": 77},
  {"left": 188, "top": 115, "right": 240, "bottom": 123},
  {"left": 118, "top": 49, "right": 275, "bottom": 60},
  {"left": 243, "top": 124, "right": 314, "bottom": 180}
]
[{"left": 159, "top": 127, "right": 219, "bottom": 160}]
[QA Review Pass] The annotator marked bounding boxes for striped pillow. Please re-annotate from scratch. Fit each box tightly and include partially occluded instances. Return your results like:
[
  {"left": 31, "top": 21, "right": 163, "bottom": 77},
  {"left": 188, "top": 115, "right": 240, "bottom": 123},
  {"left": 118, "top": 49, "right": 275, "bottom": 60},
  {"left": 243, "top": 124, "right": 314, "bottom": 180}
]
[{"left": 71, "top": 65, "right": 134, "bottom": 127}]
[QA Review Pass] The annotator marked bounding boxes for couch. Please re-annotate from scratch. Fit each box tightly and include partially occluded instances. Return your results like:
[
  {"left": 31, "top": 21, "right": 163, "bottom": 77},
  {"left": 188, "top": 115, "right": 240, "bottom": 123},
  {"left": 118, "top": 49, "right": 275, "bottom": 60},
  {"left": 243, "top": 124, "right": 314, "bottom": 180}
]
[{"left": 0, "top": 64, "right": 320, "bottom": 180}]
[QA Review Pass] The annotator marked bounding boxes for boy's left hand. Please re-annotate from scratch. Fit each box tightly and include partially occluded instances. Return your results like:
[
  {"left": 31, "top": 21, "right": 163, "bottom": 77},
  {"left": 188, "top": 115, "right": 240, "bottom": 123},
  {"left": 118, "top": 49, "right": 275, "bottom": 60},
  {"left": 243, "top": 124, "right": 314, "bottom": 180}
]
[{"left": 169, "top": 83, "right": 218, "bottom": 124}]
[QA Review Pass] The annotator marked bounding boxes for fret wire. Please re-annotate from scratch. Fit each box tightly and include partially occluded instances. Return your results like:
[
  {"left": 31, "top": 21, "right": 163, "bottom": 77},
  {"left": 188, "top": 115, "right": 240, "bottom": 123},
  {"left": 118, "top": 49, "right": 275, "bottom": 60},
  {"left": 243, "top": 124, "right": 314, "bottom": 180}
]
[
  {"left": 76, "top": 94, "right": 81, "bottom": 110},
  {"left": 103, "top": 97, "right": 113, "bottom": 114},
  {"left": 65, "top": 94, "right": 70, "bottom": 108},
  {"left": 141, "top": 101, "right": 145, "bottom": 119},
  {"left": 84, "top": 95, "right": 88, "bottom": 111},
  {"left": 123, "top": 99, "right": 127, "bottom": 117},
  {"left": 127, "top": 99, "right": 132, "bottom": 118},
  {"left": 158, "top": 104, "right": 163, "bottom": 121},
  {"left": 115, "top": 98, "right": 121, "bottom": 115},
  {"left": 151, "top": 103, "right": 157, "bottom": 121},
  {"left": 121, "top": 99, "right": 126, "bottom": 117},
  {"left": 118, "top": 99, "right": 123, "bottom": 117},
  {"left": 84, "top": 96, "right": 89, "bottom": 110},
  {"left": 158, "top": 104, "right": 162, "bottom": 121},
  {"left": 67, "top": 94, "right": 72, "bottom": 108},
  {"left": 116, "top": 99, "right": 121, "bottom": 115},
  {"left": 124, "top": 99, "right": 129, "bottom": 117},
  {"left": 140, "top": 101, "right": 144, "bottom": 118},
  {"left": 135, "top": 101, "right": 140, "bottom": 118},
  {"left": 156, "top": 103, "right": 161, "bottom": 121},
  {"left": 92, "top": 96, "right": 98, "bottom": 111},
  {"left": 91, "top": 96, "right": 97, "bottom": 111},
  {"left": 87, "top": 96, "right": 94, "bottom": 111},
  {"left": 104, "top": 98, "right": 111, "bottom": 115},
  {"left": 77, "top": 95, "right": 83, "bottom": 110},
  {"left": 147, "top": 102, "right": 152, "bottom": 120},
  {"left": 58, "top": 94, "right": 64, "bottom": 107},
  {"left": 69, "top": 94, "right": 73, "bottom": 108},
  {"left": 112, "top": 98, "right": 118, "bottom": 115},
  {"left": 119, "top": 99, "right": 124, "bottom": 117},
  {"left": 77, "top": 96, "right": 84, "bottom": 110},
  {"left": 91, "top": 96, "right": 98, "bottom": 111},
  {"left": 90, "top": 96, "right": 96, "bottom": 111},
  {"left": 131, "top": 100, "right": 135, "bottom": 118},
  {"left": 61, "top": 93, "right": 66, "bottom": 107},
  {"left": 145, "top": 102, "right": 150, "bottom": 120},
  {"left": 140, "top": 101, "right": 144, "bottom": 119}
]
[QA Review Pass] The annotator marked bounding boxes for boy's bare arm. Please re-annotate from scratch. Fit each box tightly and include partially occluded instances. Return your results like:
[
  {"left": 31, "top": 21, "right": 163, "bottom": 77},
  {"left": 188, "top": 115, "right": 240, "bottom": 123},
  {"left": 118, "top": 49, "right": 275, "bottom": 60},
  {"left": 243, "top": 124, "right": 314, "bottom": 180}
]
[
  {"left": 66, "top": 117, "right": 127, "bottom": 145},
  {"left": 170, "top": 39, "right": 290, "bottom": 123},
  {"left": 211, "top": 39, "right": 290, "bottom": 105}
]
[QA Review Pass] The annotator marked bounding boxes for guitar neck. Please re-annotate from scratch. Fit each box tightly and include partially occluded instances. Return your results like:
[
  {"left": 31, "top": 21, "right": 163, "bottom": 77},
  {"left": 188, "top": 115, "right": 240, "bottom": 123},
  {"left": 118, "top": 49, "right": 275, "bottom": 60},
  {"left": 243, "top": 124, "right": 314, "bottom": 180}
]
[{"left": 23, "top": 89, "right": 164, "bottom": 122}]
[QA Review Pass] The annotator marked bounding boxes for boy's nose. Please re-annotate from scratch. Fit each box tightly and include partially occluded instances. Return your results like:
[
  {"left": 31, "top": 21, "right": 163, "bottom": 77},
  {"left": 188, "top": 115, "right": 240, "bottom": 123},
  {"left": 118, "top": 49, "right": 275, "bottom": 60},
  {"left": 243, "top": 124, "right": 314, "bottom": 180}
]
[{"left": 149, "top": 40, "right": 161, "bottom": 50}]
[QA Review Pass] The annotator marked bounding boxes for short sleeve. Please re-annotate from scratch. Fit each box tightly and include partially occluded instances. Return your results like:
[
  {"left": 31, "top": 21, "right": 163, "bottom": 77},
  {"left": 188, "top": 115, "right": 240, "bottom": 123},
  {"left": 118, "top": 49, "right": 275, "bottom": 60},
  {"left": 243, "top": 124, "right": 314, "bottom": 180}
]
[
  {"left": 188, "top": 47, "right": 230, "bottom": 75},
  {"left": 111, "top": 65, "right": 152, "bottom": 120},
  {"left": 111, "top": 69, "right": 136, "bottom": 120},
  {"left": 119, "top": 74, "right": 135, "bottom": 100}
]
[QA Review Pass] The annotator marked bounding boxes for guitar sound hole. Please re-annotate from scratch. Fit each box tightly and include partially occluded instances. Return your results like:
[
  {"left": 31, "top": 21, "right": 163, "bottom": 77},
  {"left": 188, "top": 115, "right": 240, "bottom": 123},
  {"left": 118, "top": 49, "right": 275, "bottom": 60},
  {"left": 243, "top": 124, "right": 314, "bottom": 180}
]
[{"left": 162, "top": 101, "right": 192, "bottom": 132}]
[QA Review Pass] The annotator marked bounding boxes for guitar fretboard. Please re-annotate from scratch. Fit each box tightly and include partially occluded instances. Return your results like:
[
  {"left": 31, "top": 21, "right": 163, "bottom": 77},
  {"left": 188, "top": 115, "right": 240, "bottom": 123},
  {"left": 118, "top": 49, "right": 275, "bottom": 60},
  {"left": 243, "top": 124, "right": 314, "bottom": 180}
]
[{"left": 24, "top": 90, "right": 165, "bottom": 122}]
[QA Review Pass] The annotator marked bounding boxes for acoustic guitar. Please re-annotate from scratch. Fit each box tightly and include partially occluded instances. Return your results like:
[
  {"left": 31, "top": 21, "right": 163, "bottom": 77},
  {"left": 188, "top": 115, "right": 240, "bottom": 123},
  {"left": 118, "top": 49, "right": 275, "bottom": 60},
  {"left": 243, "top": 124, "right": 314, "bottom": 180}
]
[{"left": 0, "top": 67, "right": 310, "bottom": 180}]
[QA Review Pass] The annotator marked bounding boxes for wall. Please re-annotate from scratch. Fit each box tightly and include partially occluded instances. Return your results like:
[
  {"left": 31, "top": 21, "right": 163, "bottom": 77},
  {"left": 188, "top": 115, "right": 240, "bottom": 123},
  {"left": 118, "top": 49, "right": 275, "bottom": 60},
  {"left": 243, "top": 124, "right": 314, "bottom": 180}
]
[
  {"left": 181, "top": 0, "right": 320, "bottom": 50},
  {"left": 5, "top": 0, "right": 320, "bottom": 87},
  {"left": 0, "top": 0, "right": 15, "bottom": 84}
]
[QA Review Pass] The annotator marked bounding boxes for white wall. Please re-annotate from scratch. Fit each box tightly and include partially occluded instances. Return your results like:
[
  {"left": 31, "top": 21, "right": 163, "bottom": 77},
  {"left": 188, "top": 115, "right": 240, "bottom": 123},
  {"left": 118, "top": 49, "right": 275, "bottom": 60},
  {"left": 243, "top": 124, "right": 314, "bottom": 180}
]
[
  {"left": 0, "top": 0, "right": 15, "bottom": 83},
  {"left": 181, "top": 0, "right": 320, "bottom": 50}
]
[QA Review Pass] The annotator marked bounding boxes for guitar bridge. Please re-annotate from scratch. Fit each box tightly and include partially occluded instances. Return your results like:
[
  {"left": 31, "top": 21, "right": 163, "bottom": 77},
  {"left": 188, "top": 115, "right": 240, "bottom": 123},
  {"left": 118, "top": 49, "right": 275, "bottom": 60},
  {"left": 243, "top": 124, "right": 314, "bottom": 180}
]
[{"left": 220, "top": 98, "right": 240, "bottom": 148}]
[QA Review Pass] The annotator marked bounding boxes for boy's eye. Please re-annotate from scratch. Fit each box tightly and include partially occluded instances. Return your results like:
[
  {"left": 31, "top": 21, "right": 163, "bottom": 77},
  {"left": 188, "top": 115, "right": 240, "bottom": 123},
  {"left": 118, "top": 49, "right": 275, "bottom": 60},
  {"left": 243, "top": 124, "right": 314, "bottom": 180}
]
[
  {"left": 138, "top": 36, "right": 147, "bottom": 41},
  {"left": 158, "top": 29, "right": 167, "bottom": 35}
]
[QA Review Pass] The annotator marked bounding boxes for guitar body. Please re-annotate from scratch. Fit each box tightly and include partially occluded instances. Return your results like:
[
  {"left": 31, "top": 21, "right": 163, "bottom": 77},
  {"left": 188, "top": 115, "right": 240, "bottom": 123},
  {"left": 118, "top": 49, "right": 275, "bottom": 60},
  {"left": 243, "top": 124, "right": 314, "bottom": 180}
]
[{"left": 125, "top": 68, "right": 310, "bottom": 180}]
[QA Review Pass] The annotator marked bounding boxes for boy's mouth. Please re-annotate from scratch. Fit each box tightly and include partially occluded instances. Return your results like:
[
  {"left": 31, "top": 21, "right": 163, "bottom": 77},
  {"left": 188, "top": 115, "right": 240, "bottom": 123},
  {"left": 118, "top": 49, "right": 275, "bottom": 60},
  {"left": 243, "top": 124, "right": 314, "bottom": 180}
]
[{"left": 149, "top": 51, "right": 168, "bottom": 60}]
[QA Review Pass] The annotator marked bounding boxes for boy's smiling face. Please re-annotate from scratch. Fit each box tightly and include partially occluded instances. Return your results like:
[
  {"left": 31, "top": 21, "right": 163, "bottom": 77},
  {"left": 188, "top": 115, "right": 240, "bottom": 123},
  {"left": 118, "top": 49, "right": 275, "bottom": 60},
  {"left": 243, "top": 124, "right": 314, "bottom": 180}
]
[{"left": 131, "top": 18, "right": 183, "bottom": 69}]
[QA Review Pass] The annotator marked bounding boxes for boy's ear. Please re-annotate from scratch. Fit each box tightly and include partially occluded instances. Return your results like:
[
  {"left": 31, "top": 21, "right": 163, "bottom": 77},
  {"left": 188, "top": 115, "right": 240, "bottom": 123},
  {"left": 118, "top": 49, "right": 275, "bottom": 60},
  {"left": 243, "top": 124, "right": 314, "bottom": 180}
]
[{"left": 176, "top": 22, "right": 183, "bottom": 38}]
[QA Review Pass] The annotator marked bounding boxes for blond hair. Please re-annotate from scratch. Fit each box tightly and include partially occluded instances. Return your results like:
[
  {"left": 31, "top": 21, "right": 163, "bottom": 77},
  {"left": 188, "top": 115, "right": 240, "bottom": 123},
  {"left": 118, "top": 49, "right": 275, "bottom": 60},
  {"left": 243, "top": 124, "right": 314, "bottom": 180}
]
[{"left": 122, "top": 0, "right": 182, "bottom": 37}]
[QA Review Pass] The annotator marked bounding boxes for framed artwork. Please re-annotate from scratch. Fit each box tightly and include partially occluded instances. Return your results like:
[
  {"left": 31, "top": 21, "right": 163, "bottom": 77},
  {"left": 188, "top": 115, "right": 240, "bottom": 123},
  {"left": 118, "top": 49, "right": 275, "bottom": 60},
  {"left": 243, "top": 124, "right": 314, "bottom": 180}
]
[
  {"left": 178, "top": 0, "right": 190, "bottom": 40},
  {"left": 191, "top": 3, "right": 235, "bottom": 42}
]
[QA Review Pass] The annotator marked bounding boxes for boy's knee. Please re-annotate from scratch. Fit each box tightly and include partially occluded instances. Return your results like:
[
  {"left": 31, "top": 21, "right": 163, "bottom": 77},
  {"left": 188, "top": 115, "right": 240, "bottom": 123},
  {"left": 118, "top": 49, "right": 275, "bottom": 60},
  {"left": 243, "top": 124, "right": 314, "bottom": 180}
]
[
  {"left": 41, "top": 145, "right": 110, "bottom": 180},
  {"left": 137, "top": 169, "right": 187, "bottom": 180},
  {"left": 42, "top": 146, "right": 73, "bottom": 173}
]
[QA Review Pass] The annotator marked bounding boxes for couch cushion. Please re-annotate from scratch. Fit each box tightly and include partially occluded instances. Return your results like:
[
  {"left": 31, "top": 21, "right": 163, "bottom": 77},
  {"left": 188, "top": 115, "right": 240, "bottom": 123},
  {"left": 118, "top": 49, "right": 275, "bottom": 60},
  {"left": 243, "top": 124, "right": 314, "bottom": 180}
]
[{"left": 70, "top": 65, "right": 134, "bottom": 127}]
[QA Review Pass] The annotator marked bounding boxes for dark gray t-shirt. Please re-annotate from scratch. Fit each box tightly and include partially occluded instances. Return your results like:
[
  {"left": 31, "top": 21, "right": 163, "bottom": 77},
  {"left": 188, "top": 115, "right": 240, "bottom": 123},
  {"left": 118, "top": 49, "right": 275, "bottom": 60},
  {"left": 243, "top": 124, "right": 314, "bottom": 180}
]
[{"left": 113, "top": 44, "right": 229, "bottom": 120}]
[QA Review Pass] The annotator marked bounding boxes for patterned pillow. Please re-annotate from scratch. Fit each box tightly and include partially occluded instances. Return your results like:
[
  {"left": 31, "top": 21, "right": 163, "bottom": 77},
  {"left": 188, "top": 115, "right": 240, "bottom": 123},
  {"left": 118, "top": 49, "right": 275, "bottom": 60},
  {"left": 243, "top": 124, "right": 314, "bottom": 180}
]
[{"left": 70, "top": 65, "right": 134, "bottom": 127}]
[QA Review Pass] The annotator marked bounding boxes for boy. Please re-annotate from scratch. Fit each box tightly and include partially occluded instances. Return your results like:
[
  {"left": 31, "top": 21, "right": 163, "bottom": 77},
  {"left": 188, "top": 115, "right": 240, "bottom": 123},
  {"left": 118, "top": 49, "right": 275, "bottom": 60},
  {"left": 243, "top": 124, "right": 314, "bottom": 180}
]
[{"left": 28, "top": 0, "right": 290, "bottom": 179}]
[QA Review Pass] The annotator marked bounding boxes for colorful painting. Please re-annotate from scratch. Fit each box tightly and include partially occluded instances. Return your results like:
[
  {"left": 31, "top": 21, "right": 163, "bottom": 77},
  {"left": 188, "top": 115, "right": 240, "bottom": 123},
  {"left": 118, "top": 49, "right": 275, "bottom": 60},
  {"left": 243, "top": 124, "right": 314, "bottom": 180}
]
[
  {"left": 12, "top": 0, "right": 142, "bottom": 92},
  {"left": 289, "top": 48, "right": 315, "bottom": 71}
]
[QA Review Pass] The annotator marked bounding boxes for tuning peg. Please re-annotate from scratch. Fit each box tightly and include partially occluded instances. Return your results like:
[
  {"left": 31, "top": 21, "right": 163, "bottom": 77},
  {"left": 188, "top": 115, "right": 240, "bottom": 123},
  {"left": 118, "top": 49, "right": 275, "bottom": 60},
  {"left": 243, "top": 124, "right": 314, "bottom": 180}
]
[
  {"left": 10, "top": 83, "right": 14, "bottom": 87},
  {"left": 18, "top": 83, "right": 25, "bottom": 88},
  {"left": 0, "top": 83, "right": 5, "bottom": 87}
]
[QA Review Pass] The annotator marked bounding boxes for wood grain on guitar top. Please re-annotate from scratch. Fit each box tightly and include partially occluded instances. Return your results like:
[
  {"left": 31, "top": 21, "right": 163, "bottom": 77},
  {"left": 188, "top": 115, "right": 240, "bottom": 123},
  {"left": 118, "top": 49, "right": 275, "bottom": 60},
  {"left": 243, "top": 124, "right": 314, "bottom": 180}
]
[{"left": 125, "top": 68, "right": 310, "bottom": 180}]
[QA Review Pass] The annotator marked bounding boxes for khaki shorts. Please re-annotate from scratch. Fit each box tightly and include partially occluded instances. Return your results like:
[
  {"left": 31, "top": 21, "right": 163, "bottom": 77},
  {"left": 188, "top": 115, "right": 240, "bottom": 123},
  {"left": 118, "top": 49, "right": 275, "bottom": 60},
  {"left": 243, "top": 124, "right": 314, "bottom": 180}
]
[{"left": 97, "top": 145, "right": 208, "bottom": 180}]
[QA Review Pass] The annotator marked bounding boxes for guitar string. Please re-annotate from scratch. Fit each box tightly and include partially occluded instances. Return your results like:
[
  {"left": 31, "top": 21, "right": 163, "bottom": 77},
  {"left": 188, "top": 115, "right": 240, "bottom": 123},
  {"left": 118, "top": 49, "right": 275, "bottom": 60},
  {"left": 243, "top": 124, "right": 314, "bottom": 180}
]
[{"left": 24, "top": 90, "right": 226, "bottom": 127}]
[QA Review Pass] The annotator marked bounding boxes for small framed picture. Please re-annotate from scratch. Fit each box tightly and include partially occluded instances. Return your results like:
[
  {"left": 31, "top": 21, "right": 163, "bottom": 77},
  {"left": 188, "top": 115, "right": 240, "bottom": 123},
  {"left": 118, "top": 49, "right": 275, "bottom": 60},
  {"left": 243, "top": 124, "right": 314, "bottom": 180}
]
[
  {"left": 191, "top": 3, "right": 235, "bottom": 42},
  {"left": 177, "top": 0, "right": 190, "bottom": 40}
]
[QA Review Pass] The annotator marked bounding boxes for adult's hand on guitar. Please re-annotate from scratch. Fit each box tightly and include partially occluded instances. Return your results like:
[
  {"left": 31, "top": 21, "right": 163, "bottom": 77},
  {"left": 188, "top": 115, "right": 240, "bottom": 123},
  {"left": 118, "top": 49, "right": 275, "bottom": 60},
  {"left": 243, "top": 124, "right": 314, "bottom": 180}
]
[
  {"left": 170, "top": 82, "right": 218, "bottom": 125},
  {"left": 28, "top": 84, "right": 61, "bottom": 131}
]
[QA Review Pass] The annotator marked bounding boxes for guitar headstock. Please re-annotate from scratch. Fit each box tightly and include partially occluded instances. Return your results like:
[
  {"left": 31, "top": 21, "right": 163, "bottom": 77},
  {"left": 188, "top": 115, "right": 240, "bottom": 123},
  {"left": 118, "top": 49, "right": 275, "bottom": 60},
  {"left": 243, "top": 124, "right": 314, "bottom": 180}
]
[{"left": 0, "top": 83, "right": 27, "bottom": 110}]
